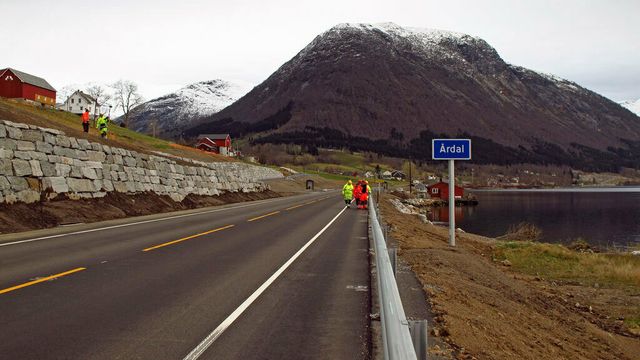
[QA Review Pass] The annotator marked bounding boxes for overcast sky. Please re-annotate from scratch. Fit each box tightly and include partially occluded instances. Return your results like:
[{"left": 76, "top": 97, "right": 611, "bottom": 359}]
[{"left": 2, "top": 0, "right": 639, "bottom": 101}]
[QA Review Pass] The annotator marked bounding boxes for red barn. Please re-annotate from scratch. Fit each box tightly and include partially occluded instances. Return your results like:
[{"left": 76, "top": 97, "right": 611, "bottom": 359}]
[
  {"left": 427, "top": 181, "right": 464, "bottom": 199},
  {"left": 196, "top": 134, "right": 232, "bottom": 155},
  {"left": 0, "top": 68, "right": 56, "bottom": 106}
]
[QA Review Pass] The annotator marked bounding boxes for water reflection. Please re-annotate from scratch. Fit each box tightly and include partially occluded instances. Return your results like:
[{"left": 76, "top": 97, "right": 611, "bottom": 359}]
[{"left": 429, "top": 188, "right": 640, "bottom": 247}]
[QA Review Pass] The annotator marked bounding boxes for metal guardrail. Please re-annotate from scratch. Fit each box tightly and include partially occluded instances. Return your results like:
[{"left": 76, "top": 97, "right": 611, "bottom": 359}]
[{"left": 369, "top": 197, "right": 419, "bottom": 360}]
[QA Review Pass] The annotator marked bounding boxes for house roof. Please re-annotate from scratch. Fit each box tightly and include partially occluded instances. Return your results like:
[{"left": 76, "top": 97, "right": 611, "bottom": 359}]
[
  {"left": 74, "top": 90, "right": 97, "bottom": 104},
  {"left": 197, "top": 142, "right": 218, "bottom": 149},
  {"left": 1, "top": 68, "right": 56, "bottom": 92},
  {"left": 198, "top": 133, "right": 230, "bottom": 140}
]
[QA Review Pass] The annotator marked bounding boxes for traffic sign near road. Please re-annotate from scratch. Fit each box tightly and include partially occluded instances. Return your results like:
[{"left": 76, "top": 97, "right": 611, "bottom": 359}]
[
  {"left": 432, "top": 139, "right": 472, "bottom": 160},
  {"left": 431, "top": 138, "right": 472, "bottom": 247}
]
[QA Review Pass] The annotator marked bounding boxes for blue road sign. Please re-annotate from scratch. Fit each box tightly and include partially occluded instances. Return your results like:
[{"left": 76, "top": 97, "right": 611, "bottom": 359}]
[{"left": 432, "top": 139, "right": 472, "bottom": 160}]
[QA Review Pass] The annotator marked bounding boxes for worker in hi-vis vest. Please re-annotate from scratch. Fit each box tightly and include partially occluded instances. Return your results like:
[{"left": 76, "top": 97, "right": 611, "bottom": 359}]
[{"left": 342, "top": 180, "right": 354, "bottom": 207}]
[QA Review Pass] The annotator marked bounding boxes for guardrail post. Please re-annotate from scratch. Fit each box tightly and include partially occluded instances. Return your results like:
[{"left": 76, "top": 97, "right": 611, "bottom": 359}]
[
  {"left": 409, "top": 320, "right": 428, "bottom": 360},
  {"left": 388, "top": 248, "right": 397, "bottom": 277}
]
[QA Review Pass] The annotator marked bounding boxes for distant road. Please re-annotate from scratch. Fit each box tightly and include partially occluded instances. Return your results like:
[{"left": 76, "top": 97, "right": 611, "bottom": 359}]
[{"left": 0, "top": 192, "right": 371, "bottom": 359}]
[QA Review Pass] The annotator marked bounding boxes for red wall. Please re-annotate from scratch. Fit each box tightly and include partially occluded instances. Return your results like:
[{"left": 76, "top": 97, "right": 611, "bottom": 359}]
[
  {"left": 0, "top": 70, "right": 22, "bottom": 98},
  {"left": 212, "top": 137, "right": 231, "bottom": 149},
  {"left": 22, "top": 83, "right": 56, "bottom": 105},
  {"left": 428, "top": 182, "right": 464, "bottom": 199},
  {"left": 0, "top": 70, "right": 56, "bottom": 105}
]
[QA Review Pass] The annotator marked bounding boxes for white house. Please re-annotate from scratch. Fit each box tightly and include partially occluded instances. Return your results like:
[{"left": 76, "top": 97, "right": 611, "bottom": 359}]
[{"left": 60, "top": 90, "right": 99, "bottom": 116}]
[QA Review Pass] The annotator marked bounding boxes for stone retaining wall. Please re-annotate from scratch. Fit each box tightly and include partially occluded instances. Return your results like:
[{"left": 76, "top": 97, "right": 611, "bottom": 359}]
[{"left": 0, "top": 120, "right": 283, "bottom": 204}]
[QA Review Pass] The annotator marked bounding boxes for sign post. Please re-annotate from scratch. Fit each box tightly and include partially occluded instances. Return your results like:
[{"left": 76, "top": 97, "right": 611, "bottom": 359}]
[{"left": 432, "top": 139, "right": 472, "bottom": 246}]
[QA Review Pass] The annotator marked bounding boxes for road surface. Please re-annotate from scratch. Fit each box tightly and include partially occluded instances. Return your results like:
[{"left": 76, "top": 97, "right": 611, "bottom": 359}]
[{"left": 0, "top": 192, "right": 371, "bottom": 359}]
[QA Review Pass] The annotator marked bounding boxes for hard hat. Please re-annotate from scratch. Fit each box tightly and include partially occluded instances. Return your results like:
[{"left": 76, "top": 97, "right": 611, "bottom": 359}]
[{"left": 347, "top": 180, "right": 352, "bottom": 185}]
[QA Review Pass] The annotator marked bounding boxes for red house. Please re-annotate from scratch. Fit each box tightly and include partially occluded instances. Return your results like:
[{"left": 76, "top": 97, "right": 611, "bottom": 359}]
[
  {"left": 0, "top": 68, "right": 56, "bottom": 106},
  {"left": 196, "top": 134, "right": 232, "bottom": 155},
  {"left": 427, "top": 181, "right": 464, "bottom": 199}
]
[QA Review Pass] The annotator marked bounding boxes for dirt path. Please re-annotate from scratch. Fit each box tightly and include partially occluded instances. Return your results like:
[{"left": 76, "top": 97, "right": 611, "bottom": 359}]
[{"left": 379, "top": 196, "right": 640, "bottom": 360}]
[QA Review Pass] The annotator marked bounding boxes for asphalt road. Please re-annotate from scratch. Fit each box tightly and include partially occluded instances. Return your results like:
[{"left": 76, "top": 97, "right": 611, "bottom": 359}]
[{"left": 0, "top": 192, "right": 371, "bottom": 360}]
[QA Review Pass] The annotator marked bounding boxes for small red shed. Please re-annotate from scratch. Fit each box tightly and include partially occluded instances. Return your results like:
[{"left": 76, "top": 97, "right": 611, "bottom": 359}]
[
  {"left": 196, "top": 134, "right": 232, "bottom": 155},
  {"left": 0, "top": 68, "right": 56, "bottom": 106},
  {"left": 427, "top": 181, "right": 464, "bottom": 199}
]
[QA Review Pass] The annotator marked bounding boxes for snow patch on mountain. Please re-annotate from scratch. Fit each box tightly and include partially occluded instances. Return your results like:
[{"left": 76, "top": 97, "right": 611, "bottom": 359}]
[
  {"left": 332, "top": 22, "right": 472, "bottom": 43},
  {"left": 127, "top": 79, "right": 252, "bottom": 136},
  {"left": 619, "top": 98, "right": 640, "bottom": 117},
  {"left": 149, "top": 80, "right": 250, "bottom": 118}
]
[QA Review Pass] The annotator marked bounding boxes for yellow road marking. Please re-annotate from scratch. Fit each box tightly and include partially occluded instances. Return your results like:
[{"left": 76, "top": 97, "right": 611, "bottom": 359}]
[
  {"left": 0, "top": 267, "right": 86, "bottom": 295},
  {"left": 247, "top": 211, "right": 280, "bottom": 222},
  {"left": 143, "top": 225, "right": 235, "bottom": 252},
  {"left": 285, "top": 203, "right": 306, "bottom": 210}
]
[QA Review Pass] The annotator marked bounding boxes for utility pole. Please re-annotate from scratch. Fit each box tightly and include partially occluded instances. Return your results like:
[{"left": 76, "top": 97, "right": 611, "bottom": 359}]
[
  {"left": 151, "top": 119, "right": 157, "bottom": 138},
  {"left": 408, "top": 157, "right": 413, "bottom": 195}
]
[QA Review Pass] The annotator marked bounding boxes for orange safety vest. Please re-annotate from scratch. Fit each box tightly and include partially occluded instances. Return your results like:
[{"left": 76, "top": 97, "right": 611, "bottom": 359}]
[{"left": 81, "top": 112, "right": 90, "bottom": 123}]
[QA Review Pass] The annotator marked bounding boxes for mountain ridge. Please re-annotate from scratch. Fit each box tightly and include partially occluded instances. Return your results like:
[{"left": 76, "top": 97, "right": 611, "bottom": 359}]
[{"left": 186, "top": 22, "right": 640, "bottom": 171}]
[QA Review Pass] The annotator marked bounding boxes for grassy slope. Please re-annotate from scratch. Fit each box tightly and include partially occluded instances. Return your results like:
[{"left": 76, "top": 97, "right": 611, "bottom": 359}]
[
  {"left": 494, "top": 241, "right": 640, "bottom": 288},
  {"left": 287, "top": 150, "right": 406, "bottom": 185},
  {"left": 493, "top": 241, "right": 640, "bottom": 330},
  {"left": 0, "top": 99, "right": 235, "bottom": 163}
]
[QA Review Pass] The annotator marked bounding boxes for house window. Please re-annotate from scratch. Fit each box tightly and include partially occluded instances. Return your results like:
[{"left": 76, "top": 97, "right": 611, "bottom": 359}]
[
  {"left": 71, "top": 99, "right": 74, "bottom": 104},
  {"left": 78, "top": 98, "right": 82, "bottom": 104},
  {"left": 432, "top": 188, "right": 439, "bottom": 194}
]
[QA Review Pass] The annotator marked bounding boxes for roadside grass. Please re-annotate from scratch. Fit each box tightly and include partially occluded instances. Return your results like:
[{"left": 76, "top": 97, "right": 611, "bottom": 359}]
[
  {"left": 326, "top": 151, "right": 394, "bottom": 170},
  {"left": 300, "top": 169, "right": 406, "bottom": 188},
  {"left": 304, "top": 170, "right": 355, "bottom": 182},
  {"left": 493, "top": 241, "right": 640, "bottom": 289},
  {"left": 625, "top": 316, "right": 640, "bottom": 330}
]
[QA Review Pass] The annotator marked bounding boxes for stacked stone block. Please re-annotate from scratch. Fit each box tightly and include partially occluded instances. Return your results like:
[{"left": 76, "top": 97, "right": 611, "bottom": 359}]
[{"left": 0, "top": 120, "right": 282, "bottom": 204}]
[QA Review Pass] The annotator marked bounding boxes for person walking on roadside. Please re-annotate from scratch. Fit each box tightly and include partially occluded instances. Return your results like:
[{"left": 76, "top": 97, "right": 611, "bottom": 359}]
[
  {"left": 96, "top": 114, "right": 108, "bottom": 138},
  {"left": 353, "top": 180, "right": 363, "bottom": 208},
  {"left": 358, "top": 180, "right": 370, "bottom": 210},
  {"left": 81, "top": 108, "right": 90, "bottom": 133},
  {"left": 342, "top": 180, "right": 354, "bottom": 207}
]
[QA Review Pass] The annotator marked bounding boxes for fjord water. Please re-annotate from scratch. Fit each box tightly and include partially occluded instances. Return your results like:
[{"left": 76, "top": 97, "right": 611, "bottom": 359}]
[{"left": 456, "top": 187, "right": 640, "bottom": 248}]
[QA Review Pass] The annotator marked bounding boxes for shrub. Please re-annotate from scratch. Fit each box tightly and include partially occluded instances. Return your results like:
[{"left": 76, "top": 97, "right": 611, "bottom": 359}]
[{"left": 498, "top": 222, "right": 542, "bottom": 242}]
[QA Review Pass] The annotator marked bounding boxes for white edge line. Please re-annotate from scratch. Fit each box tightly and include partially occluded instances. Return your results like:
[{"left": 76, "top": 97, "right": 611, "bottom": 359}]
[
  {"left": 183, "top": 205, "right": 349, "bottom": 360},
  {"left": 0, "top": 194, "right": 324, "bottom": 248}
]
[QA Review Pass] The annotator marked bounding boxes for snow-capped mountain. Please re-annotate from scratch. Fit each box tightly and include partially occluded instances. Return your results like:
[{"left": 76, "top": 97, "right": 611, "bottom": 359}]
[
  {"left": 619, "top": 99, "right": 640, "bottom": 117},
  {"left": 126, "top": 80, "right": 251, "bottom": 137},
  {"left": 187, "top": 22, "right": 640, "bottom": 171}
]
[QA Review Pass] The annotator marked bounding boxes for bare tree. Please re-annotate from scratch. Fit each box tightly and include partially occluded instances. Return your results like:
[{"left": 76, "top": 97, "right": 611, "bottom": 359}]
[
  {"left": 84, "top": 84, "right": 112, "bottom": 108},
  {"left": 57, "top": 85, "right": 77, "bottom": 104},
  {"left": 111, "top": 80, "right": 143, "bottom": 127}
]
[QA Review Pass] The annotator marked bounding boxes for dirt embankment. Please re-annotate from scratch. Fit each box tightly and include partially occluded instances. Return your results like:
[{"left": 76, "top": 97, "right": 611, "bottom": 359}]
[
  {"left": 0, "top": 191, "right": 280, "bottom": 234},
  {"left": 379, "top": 196, "right": 640, "bottom": 360}
]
